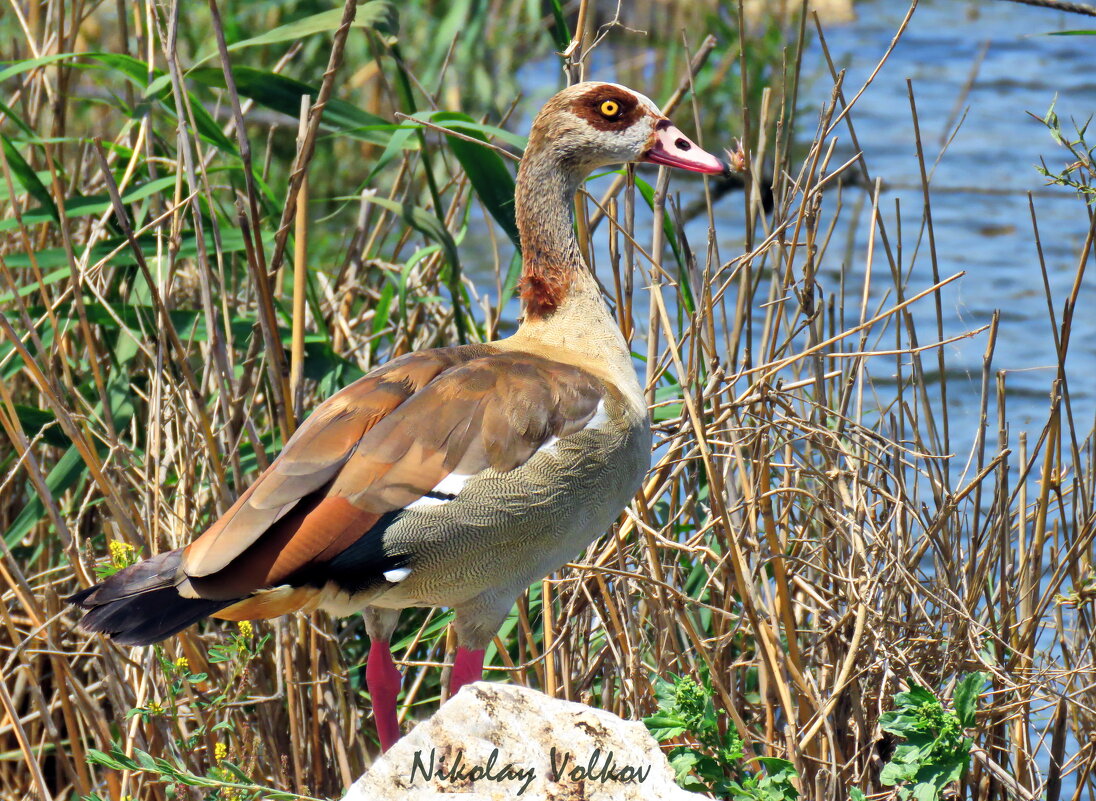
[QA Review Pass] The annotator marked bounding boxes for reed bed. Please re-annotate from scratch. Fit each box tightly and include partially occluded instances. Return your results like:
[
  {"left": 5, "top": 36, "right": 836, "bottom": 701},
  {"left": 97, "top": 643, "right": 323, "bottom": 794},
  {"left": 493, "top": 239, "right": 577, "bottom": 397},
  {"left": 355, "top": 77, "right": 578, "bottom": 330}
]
[{"left": 0, "top": 1, "right": 1093, "bottom": 799}]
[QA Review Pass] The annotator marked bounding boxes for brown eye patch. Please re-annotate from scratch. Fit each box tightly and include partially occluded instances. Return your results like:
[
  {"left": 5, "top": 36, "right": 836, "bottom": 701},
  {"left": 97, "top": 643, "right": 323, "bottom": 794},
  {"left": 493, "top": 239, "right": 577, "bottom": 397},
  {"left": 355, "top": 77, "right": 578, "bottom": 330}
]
[{"left": 572, "top": 85, "right": 644, "bottom": 132}]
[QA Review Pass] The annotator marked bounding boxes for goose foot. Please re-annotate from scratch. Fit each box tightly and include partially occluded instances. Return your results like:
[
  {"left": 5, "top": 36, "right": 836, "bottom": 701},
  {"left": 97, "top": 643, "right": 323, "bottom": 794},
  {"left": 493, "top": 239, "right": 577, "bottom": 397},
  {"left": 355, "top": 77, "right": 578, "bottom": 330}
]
[{"left": 366, "top": 639, "right": 402, "bottom": 752}]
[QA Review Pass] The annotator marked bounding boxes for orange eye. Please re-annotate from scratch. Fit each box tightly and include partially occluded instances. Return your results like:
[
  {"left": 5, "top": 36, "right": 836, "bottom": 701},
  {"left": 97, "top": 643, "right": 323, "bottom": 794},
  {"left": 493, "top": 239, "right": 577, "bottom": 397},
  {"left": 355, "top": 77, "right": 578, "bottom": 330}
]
[{"left": 599, "top": 99, "right": 620, "bottom": 117}]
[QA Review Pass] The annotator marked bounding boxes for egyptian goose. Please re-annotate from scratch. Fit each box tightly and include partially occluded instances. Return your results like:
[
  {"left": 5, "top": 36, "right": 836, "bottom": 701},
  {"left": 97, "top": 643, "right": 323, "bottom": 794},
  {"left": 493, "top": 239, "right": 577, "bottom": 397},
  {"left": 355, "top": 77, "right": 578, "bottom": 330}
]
[{"left": 69, "top": 82, "right": 726, "bottom": 752}]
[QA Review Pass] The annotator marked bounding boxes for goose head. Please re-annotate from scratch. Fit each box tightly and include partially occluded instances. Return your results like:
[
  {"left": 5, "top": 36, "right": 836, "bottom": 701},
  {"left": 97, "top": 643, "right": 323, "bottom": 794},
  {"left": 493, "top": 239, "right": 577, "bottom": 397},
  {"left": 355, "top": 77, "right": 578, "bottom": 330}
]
[
  {"left": 525, "top": 81, "right": 726, "bottom": 177},
  {"left": 515, "top": 82, "right": 727, "bottom": 319}
]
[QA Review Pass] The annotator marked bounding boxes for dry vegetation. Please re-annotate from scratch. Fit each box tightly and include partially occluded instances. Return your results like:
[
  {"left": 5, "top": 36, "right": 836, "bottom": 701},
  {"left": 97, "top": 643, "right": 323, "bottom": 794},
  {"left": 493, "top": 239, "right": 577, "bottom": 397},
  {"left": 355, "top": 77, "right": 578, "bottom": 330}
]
[{"left": 0, "top": 1, "right": 1093, "bottom": 800}]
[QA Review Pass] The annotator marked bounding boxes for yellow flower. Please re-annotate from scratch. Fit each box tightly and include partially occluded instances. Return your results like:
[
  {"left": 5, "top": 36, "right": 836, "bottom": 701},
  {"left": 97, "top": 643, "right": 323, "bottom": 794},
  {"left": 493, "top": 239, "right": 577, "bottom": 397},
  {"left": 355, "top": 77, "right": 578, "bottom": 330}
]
[
  {"left": 174, "top": 656, "right": 189, "bottom": 671},
  {"left": 146, "top": 700, "right": 164, "bottom": 715},
  {"left": 236, "top": 620, "right": 253, "bottom": 638},
  {"left": 108, "top": 540, "right": 136, "bottom": 568},
  {"left": 213, "top": 741, "right": 228, "bottom": 762}
]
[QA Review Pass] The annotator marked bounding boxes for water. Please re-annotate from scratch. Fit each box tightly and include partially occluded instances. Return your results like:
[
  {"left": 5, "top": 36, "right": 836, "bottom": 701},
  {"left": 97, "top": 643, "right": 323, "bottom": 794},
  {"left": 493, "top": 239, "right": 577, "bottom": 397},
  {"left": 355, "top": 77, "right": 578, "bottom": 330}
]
[
  {"left": 749, "top": 0, "right": 1095, "bottom": 623},
  {"left": 801, "top": 5, "right": 1094, "bottom": 786},
  {"left": 499, "top": 1, "right": 1096, "bottom": 788},
  {"left": 501, "top": 0, "right": 1096, "bottom": 458},
  {"left": 802, "top": 0, "right": 1096, "bottom": 453}
]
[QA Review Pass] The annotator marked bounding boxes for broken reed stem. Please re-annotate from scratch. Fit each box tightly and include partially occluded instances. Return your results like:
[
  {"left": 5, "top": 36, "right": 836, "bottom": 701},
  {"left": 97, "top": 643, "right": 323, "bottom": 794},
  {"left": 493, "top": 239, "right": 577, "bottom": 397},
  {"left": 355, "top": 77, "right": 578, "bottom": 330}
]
[
  {"left": 207, "top": 0, "right": 295, "bottom": 441},
  {"left": 266, "top": 0, "right": 360, "bottom": 288},
  {"left": 291, "top": 96, "right": 311, "bottom": 423}
]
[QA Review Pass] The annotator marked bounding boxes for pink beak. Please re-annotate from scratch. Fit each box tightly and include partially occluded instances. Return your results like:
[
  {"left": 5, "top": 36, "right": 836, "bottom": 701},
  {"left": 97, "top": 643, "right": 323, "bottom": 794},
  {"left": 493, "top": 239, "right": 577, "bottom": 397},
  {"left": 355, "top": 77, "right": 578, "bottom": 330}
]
[{"left": 643, "top": 120, "right": 725, "bottom": 175}]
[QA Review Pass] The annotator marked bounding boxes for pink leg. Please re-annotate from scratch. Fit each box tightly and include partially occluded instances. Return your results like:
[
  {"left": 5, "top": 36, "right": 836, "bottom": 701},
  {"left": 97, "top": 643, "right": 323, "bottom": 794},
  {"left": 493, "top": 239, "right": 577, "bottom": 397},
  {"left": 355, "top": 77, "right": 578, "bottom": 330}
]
[
  {"left": 449, "top": 646, "right": 485, "bottom": 697},
  {"left": 366, "top": 639, "right": 403, "bottom": 752}
]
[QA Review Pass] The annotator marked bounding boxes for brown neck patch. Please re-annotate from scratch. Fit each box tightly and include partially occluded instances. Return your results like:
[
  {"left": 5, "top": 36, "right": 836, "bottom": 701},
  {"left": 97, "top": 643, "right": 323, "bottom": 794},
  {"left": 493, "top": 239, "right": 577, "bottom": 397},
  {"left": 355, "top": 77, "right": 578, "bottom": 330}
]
[
  {"left": 519, "top": 261, "right": 572, "bottom": 319},
  {"left": 570, "top": 85, "right": 645, "bottom": 132}
]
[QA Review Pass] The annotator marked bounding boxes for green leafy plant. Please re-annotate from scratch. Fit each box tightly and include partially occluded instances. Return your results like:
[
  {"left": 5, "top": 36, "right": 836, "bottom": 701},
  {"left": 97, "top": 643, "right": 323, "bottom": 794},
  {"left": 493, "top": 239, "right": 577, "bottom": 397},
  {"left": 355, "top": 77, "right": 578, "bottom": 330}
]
[
  {"left": 726, "top": 757, "right": 799, "bottom": 801},
  {"left": 93, "top": 539, "right": 139, "bottom": 579},
  {"left": 877, "top": 673, "right": 986, "bottom": 801},
  {"left": 83, "top": 623, "right": 277, "bottom": 799},
  {"left": 85, "top": 744, "right": 321, "bottom": 801},
  {"left": 644, "top": 673, "right": 798, "bottom": 800},
  {"left": 1033, "top": 100, "right": 1095, "bottom": 203}
]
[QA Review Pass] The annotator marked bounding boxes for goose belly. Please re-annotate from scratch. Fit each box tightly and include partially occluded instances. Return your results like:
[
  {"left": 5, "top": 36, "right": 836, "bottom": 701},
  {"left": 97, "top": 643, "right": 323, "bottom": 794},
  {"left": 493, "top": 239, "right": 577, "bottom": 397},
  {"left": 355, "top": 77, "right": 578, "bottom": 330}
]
[{"left": 363, "top": 417, "right": 650, "bottom": 611}]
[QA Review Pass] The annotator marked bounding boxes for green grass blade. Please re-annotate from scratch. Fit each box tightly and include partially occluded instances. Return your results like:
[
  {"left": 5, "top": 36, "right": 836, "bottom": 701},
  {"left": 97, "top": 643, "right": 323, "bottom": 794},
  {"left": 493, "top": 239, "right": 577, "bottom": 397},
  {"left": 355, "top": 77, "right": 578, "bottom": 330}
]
[
  {"left": 187, "top": 67, "right": 403, "bottom": 147},
  {"left": 547, "top": 0, "right": 571, "bottom": 51},
  {"left": 429, "top": 111, "right": 520, "bottom": 248},
  {"left": 189, "top": 2, "right": 397, "bottom": 69},
  {"left": 0, "top": 133, "right": 59, "bottom": 221}
]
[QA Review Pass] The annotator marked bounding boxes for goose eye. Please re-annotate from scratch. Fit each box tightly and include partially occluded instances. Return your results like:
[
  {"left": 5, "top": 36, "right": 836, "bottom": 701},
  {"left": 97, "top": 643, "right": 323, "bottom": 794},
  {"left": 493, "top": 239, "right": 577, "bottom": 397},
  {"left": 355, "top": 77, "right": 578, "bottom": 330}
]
[{"left": 599, "top": 99, "right": 620, "bottom": 118}]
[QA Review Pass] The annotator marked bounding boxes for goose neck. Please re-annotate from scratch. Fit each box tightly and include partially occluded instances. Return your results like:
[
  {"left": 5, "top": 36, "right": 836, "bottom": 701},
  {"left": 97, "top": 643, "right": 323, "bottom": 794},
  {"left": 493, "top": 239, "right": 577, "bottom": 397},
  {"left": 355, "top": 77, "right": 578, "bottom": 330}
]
[{"left": 514, "top": 149, "right": 591, "bottom": 318}]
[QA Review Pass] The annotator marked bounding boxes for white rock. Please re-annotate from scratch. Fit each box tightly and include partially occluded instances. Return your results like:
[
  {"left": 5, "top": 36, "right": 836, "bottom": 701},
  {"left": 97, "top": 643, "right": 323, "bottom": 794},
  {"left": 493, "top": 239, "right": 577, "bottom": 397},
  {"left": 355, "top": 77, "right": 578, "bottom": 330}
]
[{"left": 344, "top": 682, "right": 711, "bottom": 800}]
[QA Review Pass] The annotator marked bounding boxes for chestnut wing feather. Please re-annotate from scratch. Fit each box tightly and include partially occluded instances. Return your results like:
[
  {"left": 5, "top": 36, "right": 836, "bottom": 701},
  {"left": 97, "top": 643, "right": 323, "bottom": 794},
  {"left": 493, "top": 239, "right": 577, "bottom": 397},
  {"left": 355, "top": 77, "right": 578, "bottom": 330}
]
[
  {"left": 182, "top": 346, "right": 485, "bottom": 579},
  {"left": 182, "top": 350, "right": 605, "bottom": 600}
]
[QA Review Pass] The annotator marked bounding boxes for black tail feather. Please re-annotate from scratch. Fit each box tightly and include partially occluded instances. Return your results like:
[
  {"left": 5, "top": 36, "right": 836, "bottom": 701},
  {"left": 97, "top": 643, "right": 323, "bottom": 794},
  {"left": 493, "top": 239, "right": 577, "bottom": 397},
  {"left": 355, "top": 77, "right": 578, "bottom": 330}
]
[
  {"left": 65, "top": 585, "right": 97, "bottom": 607},
  {"left": 69, "top": 549, "right": 236, "bottom": 646},
  {"left": 77, "top": 587, "right": 232, "bottom": 646}
]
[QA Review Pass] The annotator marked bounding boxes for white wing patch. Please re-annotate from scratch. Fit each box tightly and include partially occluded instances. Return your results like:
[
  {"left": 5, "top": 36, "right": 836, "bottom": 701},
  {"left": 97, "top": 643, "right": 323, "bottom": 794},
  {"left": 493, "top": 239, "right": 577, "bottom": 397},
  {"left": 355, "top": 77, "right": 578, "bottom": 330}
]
[
  {"left": 537, "top": 399, "right": 610, "bottom": 458},
  {"left": 404, "top": 402, "right": 610, "bottom": 507},
  {"left": 404, "top": 472, "right": 472, "bottom": 511},
  {"left": 585, "top": 398, "right": 611, "bottom": 431},
  {"left": 434, "top": 472, "right": 471, "bottom": 496},
  {"left": 405, "top": 494, "right": 447, "bottom": 510},
  {"left": 383, "top": 567, "right": 412, "bottom": 583}
]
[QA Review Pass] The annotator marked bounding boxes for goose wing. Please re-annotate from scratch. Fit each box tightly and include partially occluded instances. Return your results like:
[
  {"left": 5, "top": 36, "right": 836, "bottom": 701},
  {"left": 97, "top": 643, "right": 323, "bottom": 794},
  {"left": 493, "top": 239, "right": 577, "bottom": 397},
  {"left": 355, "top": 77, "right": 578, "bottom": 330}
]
[{"left": 179, "top": 347, "right": 605, "bottom": 605}]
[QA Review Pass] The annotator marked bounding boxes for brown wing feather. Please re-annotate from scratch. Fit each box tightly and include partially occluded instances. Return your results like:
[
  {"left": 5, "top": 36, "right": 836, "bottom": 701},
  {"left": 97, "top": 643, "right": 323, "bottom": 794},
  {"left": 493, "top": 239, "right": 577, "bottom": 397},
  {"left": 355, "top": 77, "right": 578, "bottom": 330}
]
[
  {"left": 182, "top": 349, "right": 605, "bottom": 602},
  {"left": 182, "top": 347, "right": 486, "bottom": 578}
]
